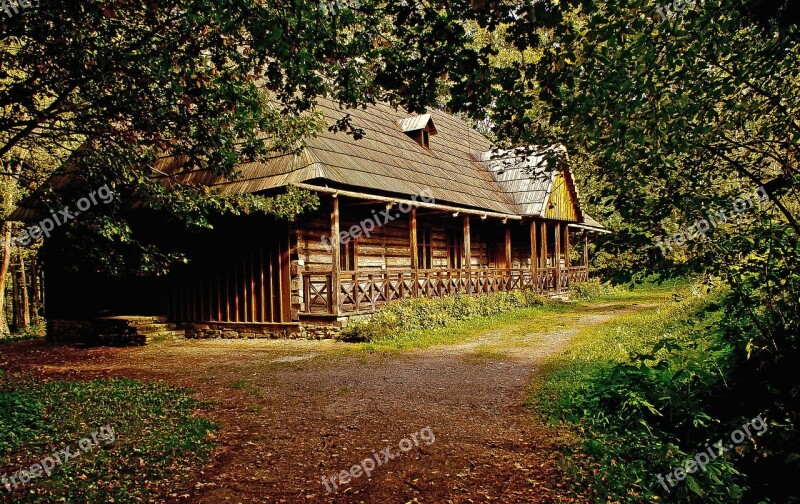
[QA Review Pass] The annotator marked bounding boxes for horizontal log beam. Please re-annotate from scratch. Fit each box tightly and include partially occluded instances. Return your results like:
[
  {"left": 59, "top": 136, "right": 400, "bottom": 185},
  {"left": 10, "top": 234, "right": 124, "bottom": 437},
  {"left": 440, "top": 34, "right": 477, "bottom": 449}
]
[{"left": 293, "top": 183, "right": 522, "bottom": 221}]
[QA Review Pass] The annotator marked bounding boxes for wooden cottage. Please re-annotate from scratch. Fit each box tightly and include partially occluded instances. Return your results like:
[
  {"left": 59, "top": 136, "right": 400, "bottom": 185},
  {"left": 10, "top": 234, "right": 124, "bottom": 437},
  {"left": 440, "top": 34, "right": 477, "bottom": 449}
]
[{"left": 15, "top": 100, "right": 608, "bottom": 342}]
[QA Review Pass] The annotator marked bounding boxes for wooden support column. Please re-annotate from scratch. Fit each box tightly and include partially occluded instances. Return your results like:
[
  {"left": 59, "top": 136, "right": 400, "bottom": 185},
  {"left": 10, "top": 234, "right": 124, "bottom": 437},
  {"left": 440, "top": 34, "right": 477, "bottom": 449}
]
[
  {"left": 505, "top": 222, "right": 512, "bottom": 290},
  {"left": 563, "top": 224, "right": 570, "bottom": 290},
  {"left": 504, "top": 223, "right": 512, "bottom": 267},
  {"left": 584, "top": 231, "right": 590, "bottom": 280},
  {"left": 464, "top": 215, "right": 471, "bottom": 293},
  {"left": 410, "top": 207, "right": 418, "bottom": 296},
  {"left": 540, "top": 221, "right": 548, "bottom": 269},
  {"left": 584, "top": 232, "right": 589, "bottom": 267},
  {"left": 530, "top": 220, "right": 538, "bottom": 288},
  {"left": 554, "top": 222, "right": 561, "bottom": 293},
  {"left": 330, "top": 196, "right": 341, "bottom": 314}
]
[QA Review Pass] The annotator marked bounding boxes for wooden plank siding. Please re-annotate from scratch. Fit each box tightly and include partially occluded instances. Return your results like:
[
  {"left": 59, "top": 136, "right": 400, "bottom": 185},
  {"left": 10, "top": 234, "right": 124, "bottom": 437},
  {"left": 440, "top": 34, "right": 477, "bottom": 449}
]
[
  {"left": 165, "top": 219, "right": 291, "bottom": 324},
  {"left": 543, "top": 172, "right": 580, "bottom": 222},
  {"left": 294, "top": 195, "right": 590, "bottom": 316}
]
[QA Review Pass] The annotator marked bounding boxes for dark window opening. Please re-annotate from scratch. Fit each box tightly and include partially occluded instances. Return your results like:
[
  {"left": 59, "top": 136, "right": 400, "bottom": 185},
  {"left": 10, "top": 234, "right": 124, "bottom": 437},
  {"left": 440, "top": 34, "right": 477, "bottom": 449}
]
[
  {"left": 340, "top": 239, "right": 357, "bottom": 271},
  {"left": 418, "top": 230, "right": 433, "bottom": 269},
  {"left": 447, "top": 230, "right": 463, "bottom": 269}
]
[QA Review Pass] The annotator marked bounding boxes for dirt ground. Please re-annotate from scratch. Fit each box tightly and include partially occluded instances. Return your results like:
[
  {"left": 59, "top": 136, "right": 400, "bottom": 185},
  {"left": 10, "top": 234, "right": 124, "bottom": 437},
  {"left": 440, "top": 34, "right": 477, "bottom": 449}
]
[{"left": 0, "top": 303, "right": 649, "bottom": 503}]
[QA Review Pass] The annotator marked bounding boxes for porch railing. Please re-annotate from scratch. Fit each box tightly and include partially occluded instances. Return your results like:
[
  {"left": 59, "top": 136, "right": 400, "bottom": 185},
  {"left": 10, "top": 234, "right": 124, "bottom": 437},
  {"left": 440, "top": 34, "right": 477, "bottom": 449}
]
[{"left": 301, "top": 266, "right": 589, "bottom": 315}]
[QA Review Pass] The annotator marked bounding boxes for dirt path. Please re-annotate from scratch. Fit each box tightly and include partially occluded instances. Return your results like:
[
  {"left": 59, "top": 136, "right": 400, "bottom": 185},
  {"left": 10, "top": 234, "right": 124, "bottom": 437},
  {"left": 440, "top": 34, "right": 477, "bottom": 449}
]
[{"left": 0, "top": 302, "right": 652, "bottom": 503}]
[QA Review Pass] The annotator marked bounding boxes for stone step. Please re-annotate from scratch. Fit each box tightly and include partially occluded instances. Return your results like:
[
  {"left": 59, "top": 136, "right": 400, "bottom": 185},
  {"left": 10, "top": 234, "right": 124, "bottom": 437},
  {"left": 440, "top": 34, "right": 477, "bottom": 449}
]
[
  {"left": 96, "top": 315, "right": 168, "bottom": 325},
  {"left": 129, "top": 323, "right": 178, "bottom": 334},
  {"left": 144, "top": 330, "right": 186, "bottom": 345}
]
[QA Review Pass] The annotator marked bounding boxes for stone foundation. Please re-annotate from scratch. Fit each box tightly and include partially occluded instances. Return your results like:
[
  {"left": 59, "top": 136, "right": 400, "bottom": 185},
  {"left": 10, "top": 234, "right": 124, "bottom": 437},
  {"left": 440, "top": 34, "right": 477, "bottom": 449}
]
[
  {"left": 48, "top": 317, "right": 184, "bottom": 346},
  {"left": 48, "top": 317, "right": 346, "bottom": 344}
]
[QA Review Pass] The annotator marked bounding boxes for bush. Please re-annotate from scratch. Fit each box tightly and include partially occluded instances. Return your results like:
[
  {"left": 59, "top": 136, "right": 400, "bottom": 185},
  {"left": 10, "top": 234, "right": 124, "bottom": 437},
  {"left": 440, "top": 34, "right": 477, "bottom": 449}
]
[
  {"left": 341, "top": 289, "right": 545, "bottom": 342},
  {"left": 569, "top": 278, "right": 614, "bottom": 300}
]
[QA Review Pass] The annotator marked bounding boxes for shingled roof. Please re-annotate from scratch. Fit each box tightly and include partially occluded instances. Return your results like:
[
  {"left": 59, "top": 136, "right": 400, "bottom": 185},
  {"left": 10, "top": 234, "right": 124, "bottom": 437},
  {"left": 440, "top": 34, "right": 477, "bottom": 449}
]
[{"left": 12, "top": 99, "right": 606, "bottom": 230}]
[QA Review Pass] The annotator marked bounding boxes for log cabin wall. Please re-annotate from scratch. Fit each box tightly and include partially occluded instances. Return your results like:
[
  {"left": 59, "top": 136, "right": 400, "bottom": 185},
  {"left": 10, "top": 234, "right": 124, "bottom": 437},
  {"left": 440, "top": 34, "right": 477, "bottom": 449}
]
[
  {"left": 291, "top": 194, "right": 591, "bottom": 322},
  {"left": 165, "top": 216, "right": 291, "bottom": 325}
]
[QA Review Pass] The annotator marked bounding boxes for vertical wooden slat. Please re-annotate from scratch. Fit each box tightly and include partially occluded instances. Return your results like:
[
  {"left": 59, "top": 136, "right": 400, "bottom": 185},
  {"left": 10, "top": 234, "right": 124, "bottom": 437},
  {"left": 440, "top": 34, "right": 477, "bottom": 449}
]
[
  {"left": 410, "top": 207, "right": 418, "bottom": 297},
  {"left": 463, "top": 216, "right": 471, "bottom": 294},
  {"left": 555, "top": 222, "right": 561, "bottom": 293},
  {"left": 225, "top": 271, "right": 231, "bottom": 322},
  {"left": 268, "top": 242, "right": 275, "bottom": 322},
  {"left": 215, "top": 268, "right": 221, "bottom": 322},
  {"left": 200, "top": 275, "right": 205, "bottom": 321},
  {"left": 260, "top": 248, "right": 266, "bottom": 323},
  {"left": 530, "top": 220, "right": 538, "bottom": 289},
  {"left": 251, "top": 251, "right": 257, "bottom": 322},
  {"left": 192, "top": 279, "right": 197, "bottom": 322},
  {"left": 504, "top": 223, "right": 512, "bottom": 267},
  {"left": 280, "top": 231, "right": 290, "bottom": 322},
  {"left": 276, "top": 237, "right": 282, "bottom": 321},
  {"left": 242, "top": 257, "right": 248, "bottom": 323},
  {"left": 584, "top": 232, "right": 589, "bottom": 268},
  {"left": 540, "top": 222, "right": 548, "bottom": 269},
  {"left": 331, "top": 196, "right": 341, "bottom": 315}
]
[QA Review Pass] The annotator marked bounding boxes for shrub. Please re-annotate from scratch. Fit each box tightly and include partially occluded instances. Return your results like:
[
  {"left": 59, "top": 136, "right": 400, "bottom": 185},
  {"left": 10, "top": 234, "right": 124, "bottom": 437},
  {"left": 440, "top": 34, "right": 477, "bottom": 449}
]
[{"left": 340, "top": 289, "right": 545, "bottom": 342}]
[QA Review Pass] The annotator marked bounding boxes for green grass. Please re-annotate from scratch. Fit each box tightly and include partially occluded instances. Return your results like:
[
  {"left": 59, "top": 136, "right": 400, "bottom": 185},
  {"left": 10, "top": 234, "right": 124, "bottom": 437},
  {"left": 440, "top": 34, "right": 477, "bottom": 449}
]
[
  {"left": 0, "top": 377, "right": 218, "bottom": 502},
  {"left": 352, "top": 279, "right": 686, "bottom": 352},
  {"left": 531, "top": 282, "right": 740, "bottom": 503},
  {"left": 0, "top": 324, "right": 47, "bottom": 345}
]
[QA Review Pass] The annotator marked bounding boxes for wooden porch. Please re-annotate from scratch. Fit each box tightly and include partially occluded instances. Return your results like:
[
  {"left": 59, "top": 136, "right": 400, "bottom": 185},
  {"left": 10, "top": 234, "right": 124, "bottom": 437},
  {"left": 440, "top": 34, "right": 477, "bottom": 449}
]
[
  {"left": 302, "top": 266, "right": 589, "bottom": 315},
  {"left": 298, "top": 194, "right": 592, "bottom": 316}
]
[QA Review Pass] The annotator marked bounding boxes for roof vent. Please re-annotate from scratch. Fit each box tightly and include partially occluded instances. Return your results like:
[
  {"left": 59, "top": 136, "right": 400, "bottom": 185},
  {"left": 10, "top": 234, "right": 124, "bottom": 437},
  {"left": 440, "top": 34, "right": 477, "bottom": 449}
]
[{"left": 398, "top": 114, "right": 437, "bottom": 149}]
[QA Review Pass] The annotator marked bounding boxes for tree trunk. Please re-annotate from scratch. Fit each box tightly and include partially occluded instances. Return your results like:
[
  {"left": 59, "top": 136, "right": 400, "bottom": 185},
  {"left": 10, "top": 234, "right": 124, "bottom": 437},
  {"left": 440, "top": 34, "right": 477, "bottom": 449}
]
[
  {"left": 0, "top": 223, "right": 10, "bottom": 336},
  {"left": 30, "top": 253, "right": 41, "bottom": 323},
  {"left": 11, "top": 258, "right": 20, "bottom": 331},
  {"left": 18, "top": 252, "right": 30, "bottom": 330}
]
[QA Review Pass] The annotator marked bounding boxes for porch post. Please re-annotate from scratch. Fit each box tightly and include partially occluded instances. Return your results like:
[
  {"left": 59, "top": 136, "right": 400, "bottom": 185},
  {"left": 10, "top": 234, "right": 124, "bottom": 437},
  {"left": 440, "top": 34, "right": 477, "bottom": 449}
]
[
  {"left": 584, "top": 231, "right": 590, "bottom": 279},
  {"left": 554, "top": 222, "right": 561, "bottom": 293},
  {"left": 330, "top": 195, "right": 341, "bottom": 314},
  {"left": 505, "top": 222, "right": 512, "bottom": 290},
  {"left": 530, "top": 220, "right": 538, "bottom": 290},
  {"left": 410, "top": 207, "right": 419, "bottom": 297},
  {"left": 564, "top": 224, "right": 570, "bottom": 289},
  {"left": 463, "top": 215, "right": 472, "bottom": 294},
  {"left": 540, "top": 221, "right": 548, "bottom": 269}
]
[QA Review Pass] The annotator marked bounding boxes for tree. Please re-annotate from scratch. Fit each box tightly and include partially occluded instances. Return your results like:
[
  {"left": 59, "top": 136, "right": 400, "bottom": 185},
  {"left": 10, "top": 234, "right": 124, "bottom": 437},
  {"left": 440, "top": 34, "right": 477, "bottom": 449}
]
[
  {"left": 1, "top": 0, "right": 494, "bottom": 275},
  {"left": 459, "top": 1, "right": 799, "bottom": 500}
]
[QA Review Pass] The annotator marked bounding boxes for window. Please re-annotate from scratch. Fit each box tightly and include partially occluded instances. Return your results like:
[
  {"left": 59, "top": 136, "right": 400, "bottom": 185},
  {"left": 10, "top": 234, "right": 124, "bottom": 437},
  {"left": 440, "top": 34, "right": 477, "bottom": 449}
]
[
  {"left": 398, "top": 114, "right": 437, "bottom": 149},
  {"left": 447, "top": 230, "right": 463, "bottom": 269},
  {"left": 340, "top": 239, "right": 356, "bottom": 271},
  {"left": 418, "top": 230, "right": 432, "bottom": 269}
]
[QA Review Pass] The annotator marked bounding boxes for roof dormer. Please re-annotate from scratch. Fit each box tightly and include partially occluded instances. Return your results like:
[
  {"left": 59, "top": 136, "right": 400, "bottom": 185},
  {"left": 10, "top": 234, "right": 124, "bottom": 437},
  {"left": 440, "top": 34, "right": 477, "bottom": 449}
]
[{"left": 398, "top": 114, "right": 437, "bottom": 149}]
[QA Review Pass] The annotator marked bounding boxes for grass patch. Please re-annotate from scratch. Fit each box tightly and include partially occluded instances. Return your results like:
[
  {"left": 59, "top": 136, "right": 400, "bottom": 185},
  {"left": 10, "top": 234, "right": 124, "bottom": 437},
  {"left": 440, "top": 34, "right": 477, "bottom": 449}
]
[
  {"left": 0, "top": 325, "right": 47, "bottom": 346},
  {"left": 0, "top": 376, "right": 218, "bottom": 502},
  {"left": 531, "top": 283, "right": 742, "bottom": 503},
  {"left": 232, "top": 379, "right": 263, "bottom": 398},
  {"left": 463, "top": 346, "right": 510, "bottom": 364},
  {"left": 349, "top": 280, "right": 685, "bottom": 352}
]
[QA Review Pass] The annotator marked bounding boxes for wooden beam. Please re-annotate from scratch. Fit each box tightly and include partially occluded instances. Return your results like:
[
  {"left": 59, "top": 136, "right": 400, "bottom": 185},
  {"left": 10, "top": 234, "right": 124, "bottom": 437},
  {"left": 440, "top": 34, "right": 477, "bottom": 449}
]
[
  {"left": 584, "top": 232, "right": 589, "bottom": 268},
  {"left": 464, "top": 216, "right": 472, "bottom": 270},
  {"left": 410, "top": 207, "right": 418, "bottom": 270},
  {"left": 530, "top": 220, "right": 538, "bottom": 279},
  {"left": 464, "top": 216, "right": 471, "bottom": 294},
  {"left": 540, "top": 221, "right": 548, "bottom": 269},
  {"left": 554, "top": 222, "right": 561, "bottom": 293},
  {"left": 330, "top": 195, "right": 341, "bottom": 315},
  {"left": 505, "top": 223, "right": 512, "bottom": 269},
  {"left": 410, "top": 207, "right": 419, "bottom": 297},
  {"left": 564, "top": 223, "right": 570, "bottom": 269},
  {"left": 294, "top": 183, "right": 522, "bottom": 221}
]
